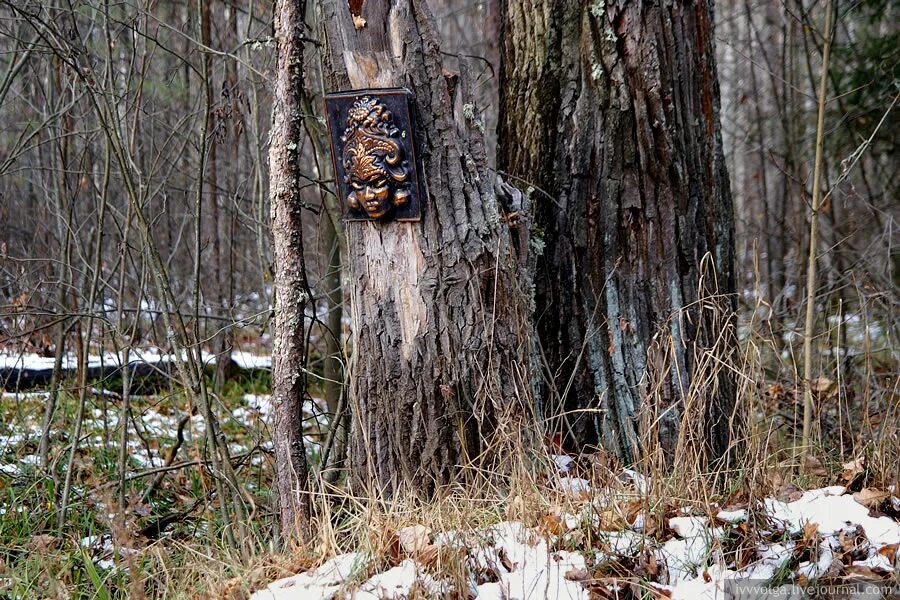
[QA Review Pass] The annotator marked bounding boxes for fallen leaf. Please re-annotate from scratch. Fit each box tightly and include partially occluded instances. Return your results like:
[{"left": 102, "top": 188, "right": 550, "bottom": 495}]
[
  {"left": 767, "top": 383, "right": 785, "bottom": 397},
  {"left": 854, "top": 488, "right": 890, "bottom": 508},
  {"left": 877, "top": 544, "right": 897, "bottom": 563},
  {"left": 597, "top": 508, "right": 628, "bottom": 531},
  {"left": 809, "top": 377, "right": 836, "bottom": 396},
  {"left": 841, "top": 457, "right": 866, "bottom": 483},
  {"left": 803, "top": 454, "right": 828, "bottom": 477},
  {"left": 837, "top": 525, "right": 868, "bottom": 562},
  {"left": 845, "top": 565, "right": 882, "bottom": 579},
  {"left": 498, "top": 548, "right": 517, "bottom": 572},
  {"left": 352, "top": 14, "right": 366, "bottom": 29},
  {"left": 27, "top": 535, "right": 58, "bottom": 552},
  {"left": 397, "top": 525, "right": 431, "bottom": 555},
  {"left": 221, "top": 576, "right": 244, "bottom": 600},
  {"left": 634, "top": 551, "right": 659, "bottom": 578},
  {"left": 623, "top": 500, "right": 644, "bottom": 524},
  {"left": 416, "top": 544, "right": 440, "bottom": 567},
  {"left": 776, "top": 483, "right": 803, "bottom": 502},
  {"left": 538, "top": 513, "right": 564, "bottom": 537},
  {"left": 838, "top": 530, "right": 855, "bottom": 555},
  {"left": 386, "top": 533, "right": 403, "bottom": 565},
  {"left": 564, "top": 568, "right": 590, "bottom": 582},
  {"left": 641, "top": 514, "right": 663, "bottom": 538},
  {"left": 802, "top": 521, "right": 819, "bottom": 545}
]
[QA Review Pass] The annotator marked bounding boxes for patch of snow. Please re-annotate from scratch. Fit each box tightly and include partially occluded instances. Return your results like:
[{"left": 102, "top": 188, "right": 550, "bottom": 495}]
[
  {"left": 740, "top": 542, "right": 795, "bottom": 581},
  {"left": 474, "top": 581, "right": 504, "bottom": 600},
  {"left": 0, "top": 349, "right": 271, "bottom": 373},
  {"left": 631, "top": 512, "right": 646, "bottom": 531},
  {"left": 0, "top": 464, "right": 20, "bottom": 476},
  {"left": 796, "top": 540, "right": 834, "bottom": 580},
  {"left": 597, "top": 530, "right": 647, "bottom": 556},
  {"left": 78, "top": 533, "right": 132, "bottom": 572},
  {"left": 248, "top": 484, "right": 899, "bottom": 600},
  {"left": 249, "top": 552, "right": 370, "bottom": 600},
  {"left": 19, "top": 454, "right": 39, "bottom": 466},
  {"left": 551, "top": 455, "right": 574, "bottom": 474},
  {"left": 448, "top": 522, "right": 590, "bottom": 600},
  {"left": 765, "top": 488, "right": 899, "bottom": 548},
  {"left": 671, "top": 565, "right": 736, "bottom": 600},
  {"left": 556, "top": 477, "right": 590, "bottom": 496},
  {"left": 561, "top": 512, "right": 580, "bottom": 531},
  {"left": 657, "top": 533, "right": 716, "bottom": 583},
  {"left": 852, "top": 550, "right": 894, "bottom": 573},
  {"left": 1, "top": 391, "right": 50, "bottom": 401},
  {"left": 358, "top": 559, "right": 448, "bottom": 599},
  {"left": 716, "top": 508, "right": 748, "bottom": 523},
  {"left": 231, "top": 351, "right": 272, "bottom": 370},
  {"left": 621, "top": 468, "right": 649, "bottom": 494},
  {"left": 670, "top": 516, "right": 709, "bottom": 539},
  {"left": 243, "top": 394, "right": 273, "bottom": 418}
]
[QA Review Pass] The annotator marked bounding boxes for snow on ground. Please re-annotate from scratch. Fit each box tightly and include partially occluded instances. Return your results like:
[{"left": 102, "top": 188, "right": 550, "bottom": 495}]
[
  {"left": 242, "top": 394, "right": 274, "bottom": 419},
  {"left": 251, "top": 553, "right": 371, "bottom": 599},
  {"left": 231, "top": 351, "right": 273, "bottom": 370},
  {"left": 0, "top": 348, "right": 273, "bottom": 371},
  {"left": 764, "top": 485, "right": 899, "bottom": 546},
  {"left": 250, "top": 477, "right": 900, "bottom": 600},
  {"left": 0, "top": 390, "right": 282, "bottom": 478}
]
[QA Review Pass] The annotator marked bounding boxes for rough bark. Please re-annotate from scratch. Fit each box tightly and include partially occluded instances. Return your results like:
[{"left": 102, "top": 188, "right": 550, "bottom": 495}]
[
  {"left": 270, "top": 0, "right": 313, "bottom": 542},
  {"left": 319, "top": 0, "right": 530, "bottom": 496},
  {"left": 498, "top": 0, "right": 737, "bottom": 463}
]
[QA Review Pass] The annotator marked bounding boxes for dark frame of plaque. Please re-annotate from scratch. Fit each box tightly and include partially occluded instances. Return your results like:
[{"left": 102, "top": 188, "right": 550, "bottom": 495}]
[{"left": 324, "top": 88, "right": 423, "bottom": 222}]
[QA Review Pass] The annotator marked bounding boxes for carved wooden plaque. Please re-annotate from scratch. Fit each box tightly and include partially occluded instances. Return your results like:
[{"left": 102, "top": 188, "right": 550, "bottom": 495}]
[{"left": 324, "top": 88, "right": 423, "bottom": 222}]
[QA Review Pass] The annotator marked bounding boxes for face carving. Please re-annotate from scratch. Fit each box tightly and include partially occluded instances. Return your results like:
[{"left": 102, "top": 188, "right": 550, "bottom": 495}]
[{"left": 341, "top": 96, "right": 411, "bottom": 219}]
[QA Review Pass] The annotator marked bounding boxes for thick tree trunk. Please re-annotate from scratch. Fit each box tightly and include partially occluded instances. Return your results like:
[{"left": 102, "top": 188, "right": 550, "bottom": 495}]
[
  {"left": 270, "top": 0, "right": 313, "bottom": 542},
  {"left": 498, "top": 0, "right": 737, "bottom": 463},
  {"left": 320, "top": 0, "right": 530, "bottom": 496}
]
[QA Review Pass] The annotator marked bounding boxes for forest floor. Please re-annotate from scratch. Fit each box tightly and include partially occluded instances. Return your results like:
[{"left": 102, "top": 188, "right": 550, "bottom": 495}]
[
  {"left": 252, "top": 473, "right": 900, "bottom": 600},
  {"left": 0, "top": 336, "right": 898, "bottom": 599}
]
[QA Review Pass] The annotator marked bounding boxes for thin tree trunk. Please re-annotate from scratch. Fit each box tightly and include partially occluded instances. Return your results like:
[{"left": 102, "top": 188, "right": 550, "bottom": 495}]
[
  {"left": 38, "top": 60, "right": 75, "bottom": 470},
  {"left": 270, "top": 0, "right": 313, "bottom": 543},
  {"left": 320, "top": 0, "right": 532, "bottom": 496},
  {"left": 59, "top": 133, "right": 109, "bottom": 527},
  {"left": 801, "top": 0, "right": 833, "bottom": 454},
  {"left": 201, "top": 0, "right": 235, "bottom": 393},
  {"left": 498, "top": 0, "right": 738, "bottom": 463},
  {"left": 322, "top": 217, "right": 343, "bottom": 421}
]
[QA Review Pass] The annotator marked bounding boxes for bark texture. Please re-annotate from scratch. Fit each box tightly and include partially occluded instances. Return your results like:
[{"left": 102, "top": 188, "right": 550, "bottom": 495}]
[
  {"left": 498, "top": 0, "right": 737, "bottom": 462},
  {"left": 270, "top": 0, "right": 313, "bottom": 542},
  {"left": 320, "top": 0, "right": 529, "bottom": 495}
]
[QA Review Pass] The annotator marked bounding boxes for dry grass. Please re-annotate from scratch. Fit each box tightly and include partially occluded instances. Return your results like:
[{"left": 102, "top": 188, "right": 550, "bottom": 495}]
[{"left": 0, "top": 276, "right": 896, "bottom": 598}]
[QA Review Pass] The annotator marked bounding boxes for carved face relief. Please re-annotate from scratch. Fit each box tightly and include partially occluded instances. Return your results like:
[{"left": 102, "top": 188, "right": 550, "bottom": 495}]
[
  {"left": 325, "top": 88, "right": 422, "bottom": 222},
  {"left": 341, "top": 96, "right": 411, "bottom": 220}
]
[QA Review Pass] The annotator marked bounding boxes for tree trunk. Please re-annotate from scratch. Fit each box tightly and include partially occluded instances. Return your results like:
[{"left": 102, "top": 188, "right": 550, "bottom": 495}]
[
  {"left": 270, "top": 0, "right": 313, "bottom": 542},
  {"left": 321, "top": 214, "right": 344, "bottom": 421},
  {"left": 319, "top": 0, "right": 531, "bottom": 496},
  {"left": 201, "top": 0, "right": 235, "bottom": 393},
  {"left": 498, "top": 0, "right": 737, "bottom": 463}
]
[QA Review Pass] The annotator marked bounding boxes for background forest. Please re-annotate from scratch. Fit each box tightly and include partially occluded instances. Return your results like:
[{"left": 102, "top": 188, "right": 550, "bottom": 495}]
[{"left": 0, "top": 0, "right": 897, "bottom": 598}]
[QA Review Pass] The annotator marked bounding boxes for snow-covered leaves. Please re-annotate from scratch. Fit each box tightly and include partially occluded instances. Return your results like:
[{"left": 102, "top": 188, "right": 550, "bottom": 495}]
[{"left": 249, "top": 470, "right": 900, "bottom": 599}]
